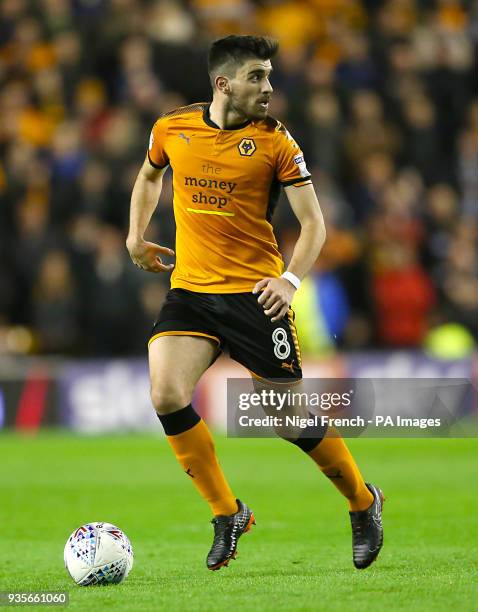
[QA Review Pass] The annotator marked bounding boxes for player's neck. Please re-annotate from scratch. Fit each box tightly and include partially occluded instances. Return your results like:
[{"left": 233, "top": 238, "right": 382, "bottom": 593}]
[{"left": 209, "top": 99, "right": 249, "bottom": 130}]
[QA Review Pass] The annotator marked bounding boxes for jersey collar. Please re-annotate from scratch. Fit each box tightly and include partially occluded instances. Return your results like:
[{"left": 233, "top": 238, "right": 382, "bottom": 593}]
[{"left": 203, "top": 103, "right": 251, "bottom": 131}]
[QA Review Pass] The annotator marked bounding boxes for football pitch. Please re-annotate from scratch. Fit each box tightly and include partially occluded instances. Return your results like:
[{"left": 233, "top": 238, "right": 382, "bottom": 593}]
[{"left": 0, "top": 433, "right": 477, "bottom": 611}]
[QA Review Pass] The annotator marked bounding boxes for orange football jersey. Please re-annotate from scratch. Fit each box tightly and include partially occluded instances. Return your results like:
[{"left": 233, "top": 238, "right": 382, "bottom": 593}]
[{"left": 148, "top": 102, "right": 311, "bottom": 293}]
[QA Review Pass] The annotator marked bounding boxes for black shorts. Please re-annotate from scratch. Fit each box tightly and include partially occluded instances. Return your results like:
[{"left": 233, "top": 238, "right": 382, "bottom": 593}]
[{"left": 149, "top": 288, "right": 302, "bottom": 381}]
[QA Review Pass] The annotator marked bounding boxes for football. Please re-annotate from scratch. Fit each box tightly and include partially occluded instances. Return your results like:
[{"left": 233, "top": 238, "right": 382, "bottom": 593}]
[{"left": 64, "top": 522, "right": 134, "bottom": 586}]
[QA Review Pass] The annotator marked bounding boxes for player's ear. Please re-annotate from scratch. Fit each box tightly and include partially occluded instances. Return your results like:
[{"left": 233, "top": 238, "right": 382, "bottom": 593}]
[{"left": 216, "top": 76, "right": 230, "bottom": 95}]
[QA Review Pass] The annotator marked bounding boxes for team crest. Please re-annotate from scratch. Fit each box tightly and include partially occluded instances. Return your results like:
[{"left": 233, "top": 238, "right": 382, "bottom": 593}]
[{"left": 238, "top": 138, "right": 256, "bottom": 157}]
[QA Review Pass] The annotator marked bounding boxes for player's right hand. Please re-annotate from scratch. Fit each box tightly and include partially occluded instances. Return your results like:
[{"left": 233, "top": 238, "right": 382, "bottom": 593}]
[{"left": 126, "top": 238, "right": 175, "bottom": 273}]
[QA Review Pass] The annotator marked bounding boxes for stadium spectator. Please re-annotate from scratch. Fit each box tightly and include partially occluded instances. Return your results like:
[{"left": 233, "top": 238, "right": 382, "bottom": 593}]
[{"left": 32, "top": 249, "right": 79, "bottom": 353}]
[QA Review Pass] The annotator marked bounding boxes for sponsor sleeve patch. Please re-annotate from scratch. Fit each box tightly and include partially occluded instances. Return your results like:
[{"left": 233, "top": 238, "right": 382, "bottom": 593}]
[{"left": 294, "top": 154, "right": 309, "bottom": 178}]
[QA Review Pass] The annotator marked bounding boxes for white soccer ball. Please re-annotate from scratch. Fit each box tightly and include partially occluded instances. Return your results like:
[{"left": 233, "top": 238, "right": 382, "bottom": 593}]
[{"left": 64, "top": 522, "right": 134, "bottom": 586}]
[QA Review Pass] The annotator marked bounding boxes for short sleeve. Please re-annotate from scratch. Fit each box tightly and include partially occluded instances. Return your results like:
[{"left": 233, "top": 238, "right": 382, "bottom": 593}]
[
  {"left": 274, "top": 124, "right": 311, "bottom": 186},
  {"left": 147, "top": 118, "right": 169, "bottom": 169}
]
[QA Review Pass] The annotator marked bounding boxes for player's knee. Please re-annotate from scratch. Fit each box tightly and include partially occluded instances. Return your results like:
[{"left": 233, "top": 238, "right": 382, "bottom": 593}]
[{"left": 150, "top": 384, "right": 192, "bottom": 415}]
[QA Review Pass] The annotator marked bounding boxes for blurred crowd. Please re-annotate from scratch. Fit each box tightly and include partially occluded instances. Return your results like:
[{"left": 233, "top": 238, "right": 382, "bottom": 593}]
[{"left": 1, "top": 0, "right": 478, "bottom": 356}]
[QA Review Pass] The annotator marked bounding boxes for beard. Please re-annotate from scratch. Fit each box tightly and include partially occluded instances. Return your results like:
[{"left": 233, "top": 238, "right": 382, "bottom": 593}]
[{"left": 229, "top": 93, "right": 269, "bottom": 121}]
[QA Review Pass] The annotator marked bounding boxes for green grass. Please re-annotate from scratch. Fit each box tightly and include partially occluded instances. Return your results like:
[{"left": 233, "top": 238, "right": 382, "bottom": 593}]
[{"left": 0, "top": 433, "right": 477, "bottom": 611}]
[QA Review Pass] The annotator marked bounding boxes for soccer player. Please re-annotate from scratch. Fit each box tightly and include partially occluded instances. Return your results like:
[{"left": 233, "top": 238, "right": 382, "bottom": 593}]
[{"left": 127, "top": 35, "right": 383, "bottom": 571}]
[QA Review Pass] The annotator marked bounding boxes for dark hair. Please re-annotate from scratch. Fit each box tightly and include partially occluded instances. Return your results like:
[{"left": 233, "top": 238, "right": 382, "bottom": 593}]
[{"left": 208, "top": 35, "right": 279, "bottom": 84}]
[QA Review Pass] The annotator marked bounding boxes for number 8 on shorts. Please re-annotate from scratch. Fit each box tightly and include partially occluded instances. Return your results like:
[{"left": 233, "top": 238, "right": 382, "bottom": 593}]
[{"left": 272, "top": 327, "right": 291, "bottom": 360}]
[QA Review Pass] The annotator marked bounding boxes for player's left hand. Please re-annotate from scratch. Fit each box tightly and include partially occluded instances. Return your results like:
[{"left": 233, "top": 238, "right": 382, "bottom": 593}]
[{"left": 253, "top": 277, "right": 296, "bottom": 323}]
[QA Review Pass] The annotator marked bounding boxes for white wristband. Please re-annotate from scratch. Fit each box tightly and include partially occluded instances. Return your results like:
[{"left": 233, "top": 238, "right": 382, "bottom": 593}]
[{"left": 281, "top": 271, "right": 301, "bottom": 290}]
